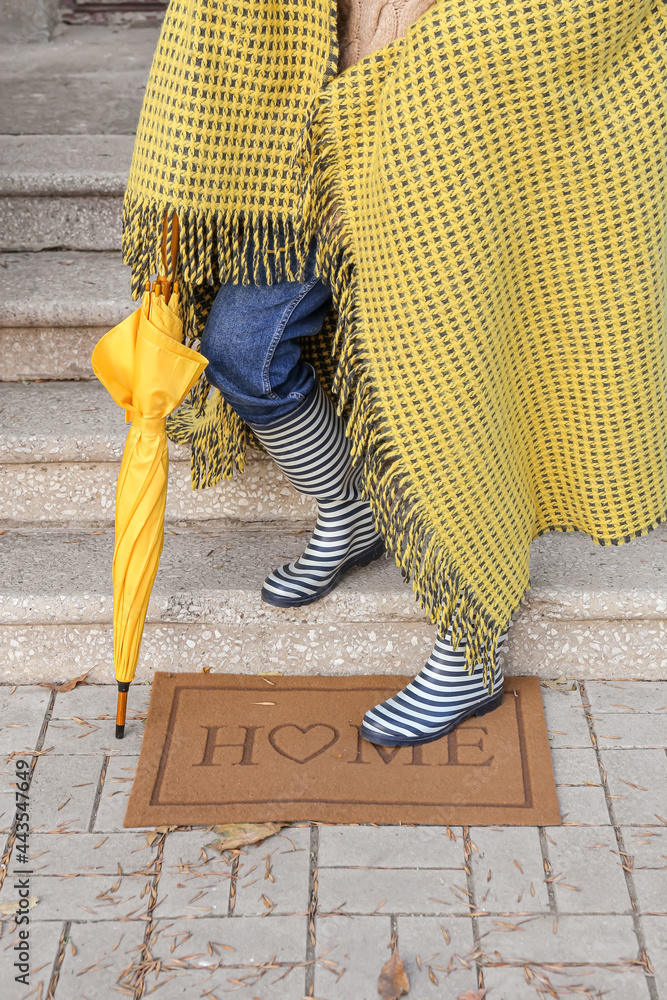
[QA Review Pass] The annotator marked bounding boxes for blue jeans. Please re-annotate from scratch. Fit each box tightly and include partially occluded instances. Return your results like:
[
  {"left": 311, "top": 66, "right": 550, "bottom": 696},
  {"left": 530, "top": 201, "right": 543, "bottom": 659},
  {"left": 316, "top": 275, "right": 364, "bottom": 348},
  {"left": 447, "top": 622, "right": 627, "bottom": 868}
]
[{"left": 201, "top": 242, "right": 333, "bottom": 425}]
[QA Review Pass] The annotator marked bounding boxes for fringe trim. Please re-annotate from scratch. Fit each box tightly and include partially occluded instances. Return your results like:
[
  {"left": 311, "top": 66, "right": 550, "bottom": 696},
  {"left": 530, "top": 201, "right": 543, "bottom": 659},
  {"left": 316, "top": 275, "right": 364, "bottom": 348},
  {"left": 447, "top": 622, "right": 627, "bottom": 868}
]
[
  {"left": 292, "top": 96, "right": 513, "bottom": 687},
  {"left": 166, "top": 388, "right": 250, "bottom": 488},
  {"left": 122, "top": 192, "right": 306, "bottom": 300}
]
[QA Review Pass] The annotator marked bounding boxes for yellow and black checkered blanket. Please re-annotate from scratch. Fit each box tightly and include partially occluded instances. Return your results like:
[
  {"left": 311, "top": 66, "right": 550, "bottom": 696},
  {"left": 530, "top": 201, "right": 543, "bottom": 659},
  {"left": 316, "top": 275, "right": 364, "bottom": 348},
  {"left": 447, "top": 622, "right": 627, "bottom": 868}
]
[{"left": 123, "top": 0, "right": 667, "bottom": 672}]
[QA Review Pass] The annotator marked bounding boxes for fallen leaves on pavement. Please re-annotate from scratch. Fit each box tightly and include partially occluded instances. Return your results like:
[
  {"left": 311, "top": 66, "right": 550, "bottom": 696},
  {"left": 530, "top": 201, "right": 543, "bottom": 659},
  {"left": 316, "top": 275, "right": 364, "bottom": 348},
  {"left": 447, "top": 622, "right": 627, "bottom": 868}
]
[
  {"left": 377, "top": 946, "right": 409, "bottom": 999},
  {"left": 208, "top": 822, "right": 286, "bottom": 853},
  {"left": 457, "top": 990, "right": 487, "bottom": 1000},
  {"left": 0, "top": 897, "right": 39, "bottom": 917},
  {"left": 540, "top": 674, "right": 577, "bottom": 693},
  {"left": 146, "top": 825, "right": 179, "bottom": 847},
  {"left": 41, "top": 669, "right": 92, "bottom": 693}
]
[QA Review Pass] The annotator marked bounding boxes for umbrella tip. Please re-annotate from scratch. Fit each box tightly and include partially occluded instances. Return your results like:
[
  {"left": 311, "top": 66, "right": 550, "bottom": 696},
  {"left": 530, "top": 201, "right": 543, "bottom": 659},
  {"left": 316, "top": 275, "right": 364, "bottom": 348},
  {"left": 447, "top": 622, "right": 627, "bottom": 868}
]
[{"left": 116, "top": 681, "right": 130, "bottom": 740}]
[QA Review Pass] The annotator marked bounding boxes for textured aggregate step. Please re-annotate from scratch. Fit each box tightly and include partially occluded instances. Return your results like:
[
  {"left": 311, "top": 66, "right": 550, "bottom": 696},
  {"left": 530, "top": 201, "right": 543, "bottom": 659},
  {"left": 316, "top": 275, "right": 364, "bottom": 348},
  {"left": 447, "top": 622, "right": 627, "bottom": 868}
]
[
  {"left": 0, "top": 380, "right": 314, "bottom": 527},
  {"left": 1, "top": 526, "right": 667, "bottom": 682},
  {"left": 0, "top": 135, "right": 133, "bottom": 252},
  {"left": 0, "top": 380, "right": 187, "bottom": 463},
  {"left": 0, "top": 25, "right": 159, "bottom": 135},
  {"left": 0, "top": 251, "right": 133, "bottom": 380},
  {"left": 0, "top": 457, "right": 314, "bottom": 529}
]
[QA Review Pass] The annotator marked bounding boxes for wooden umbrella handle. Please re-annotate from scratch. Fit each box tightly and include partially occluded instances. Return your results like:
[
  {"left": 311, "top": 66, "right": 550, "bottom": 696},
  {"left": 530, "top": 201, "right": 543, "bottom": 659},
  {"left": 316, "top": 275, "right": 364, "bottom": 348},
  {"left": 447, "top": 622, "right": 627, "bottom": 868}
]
[
  {"left": 116, "top": 681, "right": 130, "bottom": 740},
  {"left": 156, "top": 211, "right": 180, "bottom": 303}
]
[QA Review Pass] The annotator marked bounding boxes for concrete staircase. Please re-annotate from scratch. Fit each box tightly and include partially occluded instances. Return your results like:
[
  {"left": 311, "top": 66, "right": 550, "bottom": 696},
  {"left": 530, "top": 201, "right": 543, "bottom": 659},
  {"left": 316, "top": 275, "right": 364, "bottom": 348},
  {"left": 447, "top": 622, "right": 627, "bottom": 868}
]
[{"left": 1, "top": 24, "right": 666, "bottom": 685}]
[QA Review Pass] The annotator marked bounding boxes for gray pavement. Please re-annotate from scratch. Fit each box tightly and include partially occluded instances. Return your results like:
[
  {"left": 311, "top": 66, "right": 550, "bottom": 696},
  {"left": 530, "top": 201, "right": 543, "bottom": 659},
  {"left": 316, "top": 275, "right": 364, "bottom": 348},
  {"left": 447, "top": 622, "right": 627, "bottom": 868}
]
[{"left": 0, "top": 678, "right": 664, "bottom": 999}]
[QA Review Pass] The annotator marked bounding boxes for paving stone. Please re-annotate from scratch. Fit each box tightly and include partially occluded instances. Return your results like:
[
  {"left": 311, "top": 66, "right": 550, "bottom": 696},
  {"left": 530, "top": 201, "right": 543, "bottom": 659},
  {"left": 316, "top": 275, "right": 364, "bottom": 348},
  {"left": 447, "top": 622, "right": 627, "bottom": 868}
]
[
  {"left": 474, "top": 914, "right": 639, "bottom": 964},
  {"left": 481, "top": 963, "right": 652, "bottom": 999},
  {"left": 317, "top": 867, "right": 473, "bottom": 916},
  {"left": 161, "top": 828, "right": 238, "bottom": 870},
  {"left": 622, "top": 827, "right": 667, "bottom": 869},
  {"left": 45, "top": 717, "right": 144, "bottom": 756},
  {"left": 593, "top": 714, "right": 667, "bottom": 749},
  {"left": 550, "top": 748, "right": 602, "bottom": 785},
  {"left": 52, "top": 681, "right": 152, "bottom": 720},
  {"left": 0, "top": 684, "right": 49, "bottom": 754},
  {"left": 147, "top": 915, "right": 308, "bottom": 998},
  {"left": 56, "top": 920, "right": 146, "bottom": 1000},
  {"left": 470, "top": 827, "right": 550, "bottom": 913},
  {"left": 556, "top": 784, "right": 611, "bottom": 825},
  {"left": 318, "top": 825, "right": 465, "bottom": 870},
  {"left": 233, "top": 825, "right": 311, "bottom": 917},
  {"left": 0, "top": 872, "right": 150, "bottom": 922},
  {"left": 631, "top": 869, "right": 667, "bottom": 915},
  {"left": 396, "top": 915, "right": 478, "bottom": 997},
  {"left": 540, "top": 685, "right": 593, "bottom": 748},
  {"left": 314, "top": 914, "right": 393, "bottom": 999},
  {"left": 586, "top": 680, "right": 667, "bottom": 714},
  {"left": 543, "top": 827, "right": 631, "bottom": 914},
  {"left": 0, "top": 792, "right": 16, "bottom": 833},
  {"left": 27, "top": 753, "right": 102, "bottom": 832},
  {"left": 1, "top": 920, "right": 62, "bottom": 1000},
  {"left": 92, "top": 756, "right": 149, "bottom": 833},
  {"left": 28, "top": 831, "right": 157, "bottom": 875},
  {"left": 642, "top": 916, "right": 667, "bottom": 997},
  {"left": 599, "top": 749, "right": 667, "bottom": 826},
  {"left": 156, "top": 831, "right": 235, "bottom": 919}
]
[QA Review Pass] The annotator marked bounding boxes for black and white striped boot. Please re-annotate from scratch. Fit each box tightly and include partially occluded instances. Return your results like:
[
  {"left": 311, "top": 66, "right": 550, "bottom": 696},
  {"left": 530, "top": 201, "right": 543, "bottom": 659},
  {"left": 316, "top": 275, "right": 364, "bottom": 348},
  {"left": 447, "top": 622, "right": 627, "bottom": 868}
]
[
  {"left": 248, "top": 383, "right": 384, "bottom": 607},
  {"left": 359, "top": 628, "right": 507, "bottom": 746}
]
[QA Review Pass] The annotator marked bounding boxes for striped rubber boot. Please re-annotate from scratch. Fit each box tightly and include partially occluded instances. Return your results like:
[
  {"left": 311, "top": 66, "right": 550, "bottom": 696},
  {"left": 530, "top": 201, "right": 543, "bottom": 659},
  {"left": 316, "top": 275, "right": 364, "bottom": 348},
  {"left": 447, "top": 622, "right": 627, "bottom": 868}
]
[
  {"left": 248, "top": 384, "right": 384, "bottom": 607},
  {"left": 359, "top": 628, "right": 508, "bottom": 747}
]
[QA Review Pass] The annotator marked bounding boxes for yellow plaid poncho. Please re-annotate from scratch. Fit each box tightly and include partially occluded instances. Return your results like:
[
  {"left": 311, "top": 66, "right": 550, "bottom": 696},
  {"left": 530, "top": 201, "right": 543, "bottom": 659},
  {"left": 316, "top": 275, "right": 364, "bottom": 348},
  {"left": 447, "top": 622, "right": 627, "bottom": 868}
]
[{"left": 123, "top": 0, "right": 667, "bottom": 672}]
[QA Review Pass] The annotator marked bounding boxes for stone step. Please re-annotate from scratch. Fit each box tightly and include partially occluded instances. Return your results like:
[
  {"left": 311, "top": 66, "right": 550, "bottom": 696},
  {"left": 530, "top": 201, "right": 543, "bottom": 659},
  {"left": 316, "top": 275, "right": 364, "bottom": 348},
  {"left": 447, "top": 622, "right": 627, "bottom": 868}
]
[
  {"left": 0, "top": 25, "right": 159, "bottom": 135},
  {"left": 0, "top": 25, "right": 155, "bottom": 254},
  {"left": 0, "top": 382, "right": 312, "bottom": 529},
  {"left": 0, "top": 136, "right": 132, "bottom": 252},
  {"left": 0, "top": 251, "right": 132, "bottom": 380},
  {"left": 1, "top": 524, "right": 666, "bottom": 683}
]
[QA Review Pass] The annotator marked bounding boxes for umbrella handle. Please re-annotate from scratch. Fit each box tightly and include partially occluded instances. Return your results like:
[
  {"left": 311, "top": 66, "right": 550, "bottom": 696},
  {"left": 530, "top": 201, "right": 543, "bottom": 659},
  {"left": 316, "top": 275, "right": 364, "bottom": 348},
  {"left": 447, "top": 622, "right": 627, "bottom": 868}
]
[
  {"left": 116, "top": 681, "right": 130, "bottom": 740},
  {"left": 158, "top": 212, "right": 180, "bottom": 304}
]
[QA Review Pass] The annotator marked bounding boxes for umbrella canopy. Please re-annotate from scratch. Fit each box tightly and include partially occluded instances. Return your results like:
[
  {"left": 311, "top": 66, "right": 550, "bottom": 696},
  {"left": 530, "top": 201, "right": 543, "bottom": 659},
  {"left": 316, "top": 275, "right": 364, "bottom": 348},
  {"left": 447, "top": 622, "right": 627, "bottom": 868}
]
[{"left": 92, "top": 283, "right": 208, "bottom": 734}]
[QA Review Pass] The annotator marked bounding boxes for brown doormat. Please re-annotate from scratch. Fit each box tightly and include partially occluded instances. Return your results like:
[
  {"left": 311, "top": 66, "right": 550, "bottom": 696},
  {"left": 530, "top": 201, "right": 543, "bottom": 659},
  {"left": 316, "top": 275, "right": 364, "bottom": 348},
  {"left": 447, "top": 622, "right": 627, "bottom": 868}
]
[{"left": 125, "top": 673, "right": 561, "bottom": 827}]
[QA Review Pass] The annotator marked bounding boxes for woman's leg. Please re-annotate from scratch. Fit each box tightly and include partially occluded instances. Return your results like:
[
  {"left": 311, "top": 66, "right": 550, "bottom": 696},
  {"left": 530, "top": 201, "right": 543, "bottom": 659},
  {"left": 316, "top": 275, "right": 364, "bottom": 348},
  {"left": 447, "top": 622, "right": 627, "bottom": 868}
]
[
  {"left": 201, "top": 245, "right": 384, "bottom": 606},
  {"left": 202, "top": 247, "right": 506, "bottom": 745}
]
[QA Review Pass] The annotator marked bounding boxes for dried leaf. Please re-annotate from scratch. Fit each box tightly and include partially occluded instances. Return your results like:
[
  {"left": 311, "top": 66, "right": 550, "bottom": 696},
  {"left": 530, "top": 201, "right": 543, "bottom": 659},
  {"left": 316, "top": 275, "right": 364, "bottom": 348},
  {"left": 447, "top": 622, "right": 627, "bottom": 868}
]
[
  {"left": 41, "top": 670, "right": 92, "bottom": 693},
  {"left": 0, "top": 897, "right": 39, "bottom": 916},
  {"left": 377, "top": 947, "right": 410, "bottom": 999},
  {"left": 200, "top": 666, "right": 211, "bottom": 674},
  {"left": 457, "top": 991, "right": 487, "bottom": 1000},
  {"left": 208, "top": 822, "right": 286, "bottom": 853}
]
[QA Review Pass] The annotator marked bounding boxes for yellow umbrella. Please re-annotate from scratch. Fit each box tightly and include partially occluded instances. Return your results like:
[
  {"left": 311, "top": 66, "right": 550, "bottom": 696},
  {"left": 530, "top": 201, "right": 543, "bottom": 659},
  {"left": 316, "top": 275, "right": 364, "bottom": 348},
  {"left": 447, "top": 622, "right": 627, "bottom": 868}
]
[{"left": 91, "top": 218, "right": 208, "bottom": 738}]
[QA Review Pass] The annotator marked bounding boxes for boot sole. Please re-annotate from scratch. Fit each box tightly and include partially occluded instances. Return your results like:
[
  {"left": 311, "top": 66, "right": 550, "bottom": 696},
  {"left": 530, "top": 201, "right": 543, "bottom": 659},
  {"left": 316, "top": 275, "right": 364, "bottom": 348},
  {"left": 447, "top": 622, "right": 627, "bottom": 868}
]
[
  {"left": 260, "top": 540, "right": 385, "bottom": 608},
  {"left": 359, "top": 690, "right": 504, "bottom": 747}
]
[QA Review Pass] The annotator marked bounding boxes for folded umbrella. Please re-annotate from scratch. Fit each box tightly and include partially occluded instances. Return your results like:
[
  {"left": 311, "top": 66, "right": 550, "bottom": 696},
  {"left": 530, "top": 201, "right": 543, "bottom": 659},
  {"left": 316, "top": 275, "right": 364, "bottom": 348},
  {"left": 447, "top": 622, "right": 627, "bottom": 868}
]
[{"left": 91, "top": 217, "right": 208, "bottom": 737}]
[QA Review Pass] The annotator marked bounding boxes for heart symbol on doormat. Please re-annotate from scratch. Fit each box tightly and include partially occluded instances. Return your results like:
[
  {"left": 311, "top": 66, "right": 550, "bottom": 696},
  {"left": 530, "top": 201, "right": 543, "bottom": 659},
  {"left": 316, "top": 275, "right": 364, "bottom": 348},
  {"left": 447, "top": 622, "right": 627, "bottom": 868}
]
[{"left": 268, "top": 724, "right": 339, "bottom": 764}]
